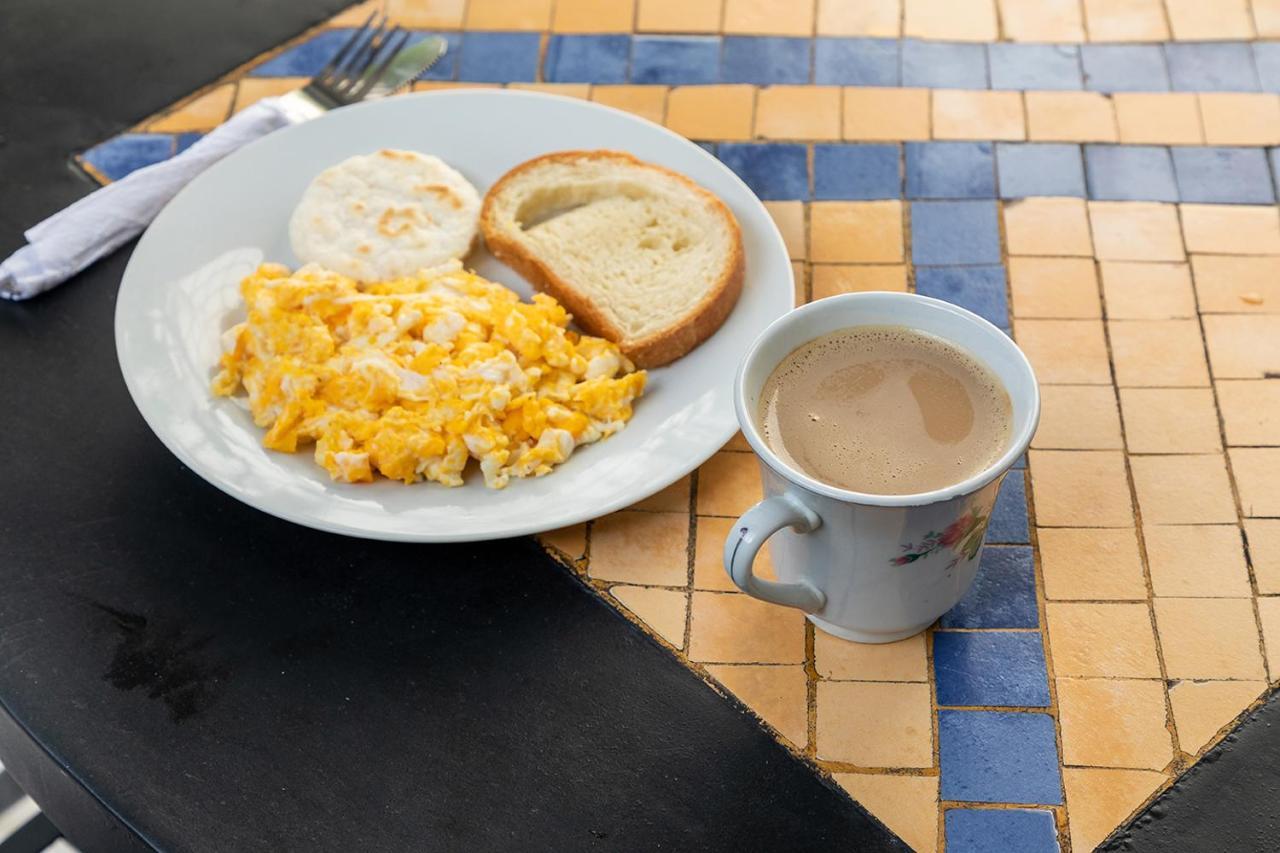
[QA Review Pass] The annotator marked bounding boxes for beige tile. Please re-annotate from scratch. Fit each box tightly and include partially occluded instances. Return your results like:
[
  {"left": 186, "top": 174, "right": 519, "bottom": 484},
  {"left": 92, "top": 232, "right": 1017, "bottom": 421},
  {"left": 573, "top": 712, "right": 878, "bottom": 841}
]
[
  {"left": 694, "top": 516, "right": 764, "bottom": 591},
  {"left": 386, "top": 0, "right": 465, "bottom": 26},
  {"left": 551, "top": 0, "right": 635, "bottom": 31},
  {"left": 812, "top": 265, "right": 908, "bottom": 299},
  {"left": 1004, "top": 198, "right": 1093, "bottom": 257},
  {"left": 1082, "top": 0, "right": 1169, "bottom": 40},
  {"left": 1258, "top": 597, "right": 1280, "bottom": 678},
  {"left": 1113, "top": 93, "right": 1204, "bottom": 146},
  {"left": 148, "top": 84, "right": 234, "bottom": 132},
  {"left": 1014, "top": 320, "right": 1112, "bottom": 384},
  {"left": 1108, "top": 319, "right": 1210, "bottom": 387},
  {"left": 411, "top": 81, "right": 501, "bottom": 91},
  {"left": 1008, "top": 257, "right": 1101, "bottom": 319},
  {"left": 792, "top": 261, "right": 808, "bottom": 305},
  {"left": 816, "top": 681, "right": 933, "bottom": 767},
  {"left": 1203, "top": 315, "right": 1280, "bottom": 379},
  {"left": 1119, "top": 388, "right": 1222, "bottom": 454},
  {"left": 1220, "top": 382, "right": 1280, "bottom": 446},
  {"left": 696, "top": 452, "right": 762, "bottom": 517},
  {"left": 464, "top": 0, "right": 553, "bottom": 28},
  {"left": 723, "top": 0, "right": 813, "bottom": 34},
  {"left": 706, "top": 664, "right": 808, "bottom": 747},
  {"left": 636, "top": 0, "right": 722, "bottom": 31},
  {"left": 932, "top": 90, "right": 1025, "bottom": 141},
  {"left": 755, "top": 86, "right": 842, "bottom": 140},
  {"left": 689, "top": 591, "right": 806, "bottom": 663},
  {"left": 632, "top": 475, "right": 691, "bottom": 512},
  {"left": 1130, "top": 454, "right": 1237, "bottom": 525},
  {"left": 591, "top": 85, "right": 667, "bottom": 124},
  {"left": 1030, "top": 450, "right": 1134, "bottom": 527},
  {"left": 817, "top": 0, "right": 901, "bottom": 36},
  {"left": 329, "top": 0, "right": 383, "bottom": 26},
  {"left": 999, "top": 0, "right": 1085, "bottom": 41},
  {"left": 1063, "top": 768, "right": 1167, "bottom": 853},
  {"left": 233, "top": 77, "right": 308, "bottom": 113},
  {"left": 811, "top": 201, "right": 904, "bottom": 263},
  {"left": 540, "top": 523, "right": 587, "bottom": 561},
  {"left": 1256, "top": 0, "right": 1280, "bottom": 37},
  {"left": 834, "top": 774, "right": 939, "bottom": 853},
  {"left": 1026, "top": 91, "right": 1117, "bottom": 142},
  {"left": 1154, "top": 598, "right": 1266, "bottom": 680},
  {"left": 589, "top": 511, "right": 690, "bottom": 586},
  {"left": 666, "top": 85, "right": 755, "bottom": 140},
  {"left": 1145, "top": 525, "right": 1251, "bottom": 597},
  {"left": 1169, "top": 680, "right": 1268, "bottom": 755},
  {"left": 1249, "top": 519, "right": 1280, "bottom": 594},
  {"left": 1192, "top": 255, "right": 1280, "bottom": 314},
  {"left": 1100, "top": 262, "right": 1196, "bottom": 320},
  {"left": 843, "top": 88, "right": 930, "bottom": 141},
  {"left": 1038, "top": 528, "right": 1148, "bottom": 600},
  {"left": 814, "top": 631, "right": 928, "bottom": 681},
  {"left": 1199, "top": 93, "right": 1280, "bottom": 146},
  {"left": 1231, "top": 448, "right": 1280, "bottom": 517},
  {"left": 1182, "top": 204, "right": 1280, "bottom": 255},
  {"left": 764, "top": 201, "right": 806, "bottom": 260},
  {"left": 1032, "top": 386, "right": 1123, "bottom": 450},
  {"left": 1166, "top": 0, "right": 1256, "bottom": 39},
  {"left": 1057, "top": 678, "right": 1174, "bottom": 770},
  {"left": 507, "top": 82, "right": 591, "bottom": 99},
  {"left": 1046, "top": 602, "right": 1161, "bottom": 677},
  {"left": 611, "top": 586, "right": 689, "bottom": 647},
  {"left": 903, "top": 0, "right": 998, "bottom": 40},
  {"left": 1089, "top": 202, "right": 1185, "bottom": 262}
]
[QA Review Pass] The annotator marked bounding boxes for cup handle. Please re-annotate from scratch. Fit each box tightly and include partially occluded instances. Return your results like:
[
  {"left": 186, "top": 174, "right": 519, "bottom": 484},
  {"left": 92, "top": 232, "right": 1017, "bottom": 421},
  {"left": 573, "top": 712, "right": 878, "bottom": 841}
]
[{"left": 724, "top": 494, "right": 826, "bottom": 613}]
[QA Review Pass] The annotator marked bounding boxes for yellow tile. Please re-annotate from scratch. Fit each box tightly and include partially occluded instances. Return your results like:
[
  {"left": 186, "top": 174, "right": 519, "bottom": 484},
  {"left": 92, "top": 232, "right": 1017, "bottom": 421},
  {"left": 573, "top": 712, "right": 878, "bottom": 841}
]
[
  {"left": 148, "top": 84, "right": 235, "bottom": 132},
  {"left": 812, "top": 265, "right": 908, "bottom": 299},
  {"left": 386, "top": 0, "right": 465, "bottom": 27},
  {"left": 1199, "top": 93, "right": 1280, "bottom": 146},
  {"left": 814, "top": 631, "right": 928, "bottom": 681},
  {"left": 1259, "top": 597, "right": 1280, "bottom": 677},
  {"left": 706, "top": 664, "right": 808, "bottom": 746},
  {"left": 697, "top": 452, "right": 762, "bottom": 516},
  {"left": 811, "top": 201, "right": 904, "bottom": 263},
  {"left": 1063, "top": 768, "right": 1167, "bottom": 853},
  {"left": 552, "top": 0, "right": 636, "bottom": 31},
  {"left": 1038, "top": 528, "right": 1149, "bottom": 600},
  {"left": 1257, "top": 0, "right": 1280, "bottom": 37},
  {"left": 764, "top": 201, "right": 806, "bottom": 260},
  {"left": 1089, "top": 202, "right": 1185, "bottom": 262},
  {"left": 591, "top": 85, "right": 666, "bottom": 124},
  {"left": 665, "top": 85, "right": 755, "bottom": 140},
  {"left": 1100, "top": 262, "right": 1196, "bottom": 320},
  {"left": 1182, "top": 204, "right": 1280, "bottom": 255},
  {"left": 1166, "top": 0, "right": 1255, "bottom": 39},
  {"left": 694, "top": 516, "right": 765, "bottom": 591},
  {"left": 1014, "top": 320, "right": 1112, "bottom": 384},
  {"left": 724, "top": 431, "right": 752, "bottom": 452},
  {"left": 689, "top": 591, "right": 806, "bottom": 663},
  {"left": 1057, "top": 678, "right": 1174, "bottom": 770},
  {"left": 329, "top": 0, "right": 383, "bottom": 26},
  {"left": 1004, "top": 198, "right": 1093, "bottom": 257},
  {"left": 792, "top": 261, "right": 808, "bottom": 305},
  {"left": 1008, "top": 257, "right": 1101, "bottom": 319},
  {"left": 589, "top": 511, "right": 690, "bottom": 586},
  {"left": 1217, "top": 380, "right": 1280, "bottom": 446},
  {"left": 1119, "top": 388, "right": 1223, "bottom": 454},
  {"left": 465, "top": 0, "right": 554, "bottom": 28},
  {"left": 932, "top": 90, "right": 1025, "bottom": 141},
  {"left": 1029, "top": 450, "right": 1135, "bottom": 527},
  {"left": 833, "top": 774, "right": 939, "bottom": 853},
  {"left": 233, "top": 77, "right": 308, "bottom": 113},
  {"left": 1082, "top": 0, "right": 1170, "bottom": 41},
  {"left": 1248, "top": 519, "right": 1280, "bottom": 594},
  {"left": 1169, "top": 680, "right": 1268, "bottom": 756},
  {"left": 508, "top": 82, "right": 591, "bottom": 99},
  {"left": 1231, "top": 448, "right": 1280, "bottom": 517},
  {"left": 1145, "top": 525, "right": 1250, "bottom": 597},
  {"left": 1154, "top": 598, "right": 1266, "bottom": 680},
  {"left": 636, "top": 0, "right": 722, "bottom": 31},
  {"left": 817, "top": 0, "right": 902, "bottom": 36},
  {"left": 724, "top": 0, "right": 813, "bottom": 35},
  {"left": 903, "top": 0, "right": 998, "bottom": 40},
  {"left": 999, "top": 0, "right": 1085, "bottom": 40},
  {"left": 1203, "top": 315, "right": 1280, "bottom": 379},
  {"left": 1108, "top": 319, "right": 1210, "bottom": 388},
  {"left": 1032, "top": 386, "right": 1124, "bottom": 450},
  {"left": 1192, "top": 255, "right": 1280, "bottom": 314},
  {"left": 1026, "top": 91, "right": 1118, "bottom": 142},
  {"left": 756, "top": 86, "right": 842, "bottom": 140},
  {"left": 1046, "top": 602, "right": 1162, "bottom": 677},
  {"left": 816, "top": 681, "right": 933, "bottom": 767},
  {"left": 540, "top": 523, "right": 587, "bottom": 561},
  {"left": 633, "top": 476, "right": 691, "bottom": 512},
  {"left": 1131, "top": 454, "right": 1237, "bottom": 525},
  {"left": 843, "top": 88, "right": 931, "bottom": 141},
  {"left": 1113, "top": 93, "right": 1204, "bottom": 146},
  {"left": 412, "top": 81, "right": 500, "bottom": 91},
  {"left": 611, "top": 586, "right": 689, "bottom": 647}
]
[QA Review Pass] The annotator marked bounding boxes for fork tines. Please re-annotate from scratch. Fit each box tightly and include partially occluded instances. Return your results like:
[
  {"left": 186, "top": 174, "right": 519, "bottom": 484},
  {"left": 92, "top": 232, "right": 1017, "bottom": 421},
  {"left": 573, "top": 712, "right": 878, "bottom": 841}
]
[{"left": 311, "top": 13, "right": 411, "bottom": 104}]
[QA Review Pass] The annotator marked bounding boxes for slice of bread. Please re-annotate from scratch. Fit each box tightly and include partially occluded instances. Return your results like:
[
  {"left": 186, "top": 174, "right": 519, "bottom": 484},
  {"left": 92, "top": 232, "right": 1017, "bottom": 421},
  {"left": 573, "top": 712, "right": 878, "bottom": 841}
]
[{"left": 480, "top": 150, "right": 744, "bottom": 367}]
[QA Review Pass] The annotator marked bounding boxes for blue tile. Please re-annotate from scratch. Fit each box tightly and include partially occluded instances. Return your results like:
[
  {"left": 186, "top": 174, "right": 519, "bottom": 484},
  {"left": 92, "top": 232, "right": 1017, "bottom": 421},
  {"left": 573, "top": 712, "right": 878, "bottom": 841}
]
[
  {"left": 915, "top": 267, "right": 1007, "bottom": 328},
  {"left": 989, "top": 44, "right": 1081, "bottom": 91},
  {"left": 902, "top": 40, "right": 988, "bottom": 88},
  {"left": 940, "top": 545, "right": 1038, "bottom": 629},
  {"left": 997, "top": 143, "right": 1086, "bottom": 199},
  {"left": 1084, "top": 145, "right": 1178, "bottom": 202},
  {"left": 718, "top": 144, "right": 808, "bottom": 200},
  {"left": 457, "top": 32, "right": 540, "bottom": 83},
  {"left": 813, "top": 144, "right": 900, "bottom": 200},
  {"left": 1255, "top": 43, "right": 1280, "bottom": 92},
  {"left": 1080, "top": 44, "right": 1169, "bottom": 92},
  {"left": 1012, "top": 453, "right": 1026, "bottom": 469},
  {"left": 251, "top": 29, "right": 460, "bottom": 80},
  {"left": 814, "top": 38, "right": 899, "bottom": 85},
  {"left": 910, "top": 201, "right": 1000, "bottom": 266},
  {"left": 417, "top": 32, "right": 464, "bottom": 81},
  {"left": 696, "top": 141, "right": 717, "bottom": 156},
  {"left": 1271, "top": 148, "right": 1280, "bottom": 199},
  {"left": 934, "top": 632, "right": 1050, "bottom": 707},
  {"left": 939, "top": 711, "right": 1063, "bottom": 805},
  {"left": 631, "top": 36, "right": 719, "bottom": 84},
  {"left": 946, "top": 809, "right": 1060, "bottom": 853},
  {"left": 174, "top": 132, "right": 203, "bottom": 155},
  {"left": 905, "top": 142, "right": 995, "bottom": 200},
  {"left": 987, "top": 473, "right": 1028, "bottom": 544},
  {"left": 82, "top": 134, "right": 174, "bottom": 181},
  {"left": 721, "top": 37, "right": 811, "bottom": 84},
  {"left": 1166, "top": 42, "right": 1259, "bottom": 92},
  {"left": 545, "top": 35, "right": 630, "bottom": 83},
  {"left": 1172, "top": 147, "right": 1276, "bottom": 205}
]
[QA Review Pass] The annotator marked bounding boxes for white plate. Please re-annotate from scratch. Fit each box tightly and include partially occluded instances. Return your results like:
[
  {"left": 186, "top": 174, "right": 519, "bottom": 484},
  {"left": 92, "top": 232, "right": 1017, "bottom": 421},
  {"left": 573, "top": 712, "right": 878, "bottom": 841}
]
[{"left": 115, "top": 90, "right": 793, "bottom": 542}]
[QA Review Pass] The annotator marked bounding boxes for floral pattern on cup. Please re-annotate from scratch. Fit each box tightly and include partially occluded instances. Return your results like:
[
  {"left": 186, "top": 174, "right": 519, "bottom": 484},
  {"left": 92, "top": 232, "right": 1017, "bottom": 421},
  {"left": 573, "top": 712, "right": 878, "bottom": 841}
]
[{"left": 892, "top": 509, "right": 989, "bottom": 570}]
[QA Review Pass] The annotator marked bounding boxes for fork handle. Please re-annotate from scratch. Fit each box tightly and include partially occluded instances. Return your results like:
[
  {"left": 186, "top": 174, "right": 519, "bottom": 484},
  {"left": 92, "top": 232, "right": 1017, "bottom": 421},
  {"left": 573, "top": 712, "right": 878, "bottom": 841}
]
[{"left": 1, "top": 98, "right": 291, "bottom": 301}]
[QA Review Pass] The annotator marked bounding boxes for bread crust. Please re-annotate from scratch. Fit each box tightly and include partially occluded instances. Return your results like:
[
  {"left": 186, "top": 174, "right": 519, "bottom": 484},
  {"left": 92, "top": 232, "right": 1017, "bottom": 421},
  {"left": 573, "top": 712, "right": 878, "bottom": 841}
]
[{"left": 479, "top": 150, "right": 745, "bottom": 368}]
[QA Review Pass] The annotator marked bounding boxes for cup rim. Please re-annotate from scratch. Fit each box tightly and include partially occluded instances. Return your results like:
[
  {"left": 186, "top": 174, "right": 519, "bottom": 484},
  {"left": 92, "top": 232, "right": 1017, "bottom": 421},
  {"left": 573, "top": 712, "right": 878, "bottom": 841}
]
[{"left": 733, "top": 291, "right": 1041, "bottom": 508}]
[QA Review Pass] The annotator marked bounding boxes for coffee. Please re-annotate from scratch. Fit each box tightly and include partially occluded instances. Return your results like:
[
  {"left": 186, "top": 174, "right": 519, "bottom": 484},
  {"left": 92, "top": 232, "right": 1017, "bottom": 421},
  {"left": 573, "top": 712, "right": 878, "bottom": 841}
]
[{"left": 756, "top": 325, "right": 1012, "bottom": 495}]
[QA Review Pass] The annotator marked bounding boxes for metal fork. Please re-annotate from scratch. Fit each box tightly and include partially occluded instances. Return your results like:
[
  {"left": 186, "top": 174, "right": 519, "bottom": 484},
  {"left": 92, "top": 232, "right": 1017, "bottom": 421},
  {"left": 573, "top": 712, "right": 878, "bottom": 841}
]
[{"left": 294, "top": 12, "right": 413, "bottom": 111}]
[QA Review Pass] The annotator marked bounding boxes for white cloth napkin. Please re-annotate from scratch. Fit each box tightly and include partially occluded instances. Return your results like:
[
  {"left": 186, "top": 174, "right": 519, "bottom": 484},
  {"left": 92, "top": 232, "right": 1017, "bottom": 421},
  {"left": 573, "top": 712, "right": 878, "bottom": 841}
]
[{"left": 0, "top": 98, "right": 291, "bottom": 301}]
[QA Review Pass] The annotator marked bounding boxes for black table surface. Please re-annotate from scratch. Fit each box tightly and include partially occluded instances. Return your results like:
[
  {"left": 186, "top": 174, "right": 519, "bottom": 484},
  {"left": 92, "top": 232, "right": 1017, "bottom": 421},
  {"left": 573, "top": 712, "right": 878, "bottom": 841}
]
[{"left": 0, "top": 2, "right": 903, "bottom": 850}]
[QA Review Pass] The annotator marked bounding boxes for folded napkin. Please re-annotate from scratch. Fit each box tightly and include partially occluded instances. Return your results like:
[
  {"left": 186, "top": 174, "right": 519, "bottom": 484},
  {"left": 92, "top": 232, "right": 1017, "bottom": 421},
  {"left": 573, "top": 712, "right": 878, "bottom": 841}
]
[{"left": 0, "top": 99, "right": 291, "bottom": 301}]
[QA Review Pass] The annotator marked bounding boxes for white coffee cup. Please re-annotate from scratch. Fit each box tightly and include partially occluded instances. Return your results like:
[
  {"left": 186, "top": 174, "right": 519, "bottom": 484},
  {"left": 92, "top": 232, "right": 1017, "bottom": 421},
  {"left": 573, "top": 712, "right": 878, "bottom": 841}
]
[{"left": 724, "top": 292, "right": 1040, "bottom": 643}]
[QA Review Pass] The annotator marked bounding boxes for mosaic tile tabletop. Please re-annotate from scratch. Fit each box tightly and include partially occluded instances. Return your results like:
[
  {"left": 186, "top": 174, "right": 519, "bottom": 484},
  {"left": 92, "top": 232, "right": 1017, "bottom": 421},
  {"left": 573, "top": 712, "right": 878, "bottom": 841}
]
[{"left": 83, "top": 1, "right": 1280, "bottom": 850}]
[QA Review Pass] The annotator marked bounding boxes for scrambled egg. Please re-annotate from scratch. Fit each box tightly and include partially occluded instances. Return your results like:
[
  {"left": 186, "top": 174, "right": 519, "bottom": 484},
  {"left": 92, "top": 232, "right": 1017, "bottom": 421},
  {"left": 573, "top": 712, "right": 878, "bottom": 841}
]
[{"left": 212, "top": 261, "right": 646, "bottom": 488}]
